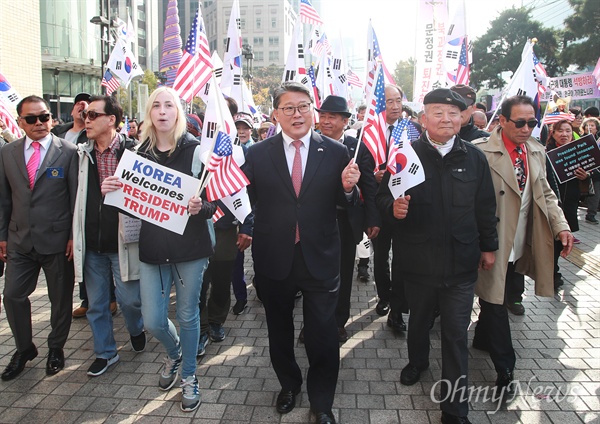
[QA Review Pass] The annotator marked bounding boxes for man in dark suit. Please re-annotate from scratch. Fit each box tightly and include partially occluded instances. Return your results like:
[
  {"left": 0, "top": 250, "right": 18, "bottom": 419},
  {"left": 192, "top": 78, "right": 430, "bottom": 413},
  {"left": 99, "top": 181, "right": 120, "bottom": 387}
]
[
  {"left": 243, "top": 82, "right": 360, "bottom": 424},
  {"left": 0, "top": 95, "right": 78, "bottom": 380},
  {"left": 317, "top": 95, "right": 380, "bottom": 342}
]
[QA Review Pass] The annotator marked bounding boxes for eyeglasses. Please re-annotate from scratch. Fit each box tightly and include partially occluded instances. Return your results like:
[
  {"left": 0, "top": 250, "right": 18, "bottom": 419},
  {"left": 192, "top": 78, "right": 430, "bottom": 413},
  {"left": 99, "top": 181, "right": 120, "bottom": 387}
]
[
  {"left": 20, "top": 113, "right": 52, "bottom": 125},
  {"left": 508, "top": 118, "right": 538, "bottom": 129},
  {"left": 278, "top": 103, "right": 311, "bottom": 116},
  {"left": 81, "top": 110, "right": 108, "bottom": 121}
]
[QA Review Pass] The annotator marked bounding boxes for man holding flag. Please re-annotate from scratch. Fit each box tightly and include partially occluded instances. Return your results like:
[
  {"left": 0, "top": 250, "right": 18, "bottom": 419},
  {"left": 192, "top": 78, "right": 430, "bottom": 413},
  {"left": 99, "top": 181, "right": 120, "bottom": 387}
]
[
  {"left": 377, "top": 88, "right": 498, "bottom": 424},
  {"left": 243, "top": 82, "right": 360, "bottom": 424}
]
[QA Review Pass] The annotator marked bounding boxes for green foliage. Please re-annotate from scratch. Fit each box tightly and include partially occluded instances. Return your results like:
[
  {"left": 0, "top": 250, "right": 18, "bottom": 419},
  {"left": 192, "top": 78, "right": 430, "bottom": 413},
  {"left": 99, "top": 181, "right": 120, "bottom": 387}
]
[
  {"left": 560, "top": 0, "right": 600, "bottom": 68},
  {"left": 470, "top": 7, "right": 561, "bottom": 90},
  {"left": 392, "top": 58, "right": 415, "bottom": 101},
  {"left": 249, "top": 64, "right": 284, "bottom": 111}
]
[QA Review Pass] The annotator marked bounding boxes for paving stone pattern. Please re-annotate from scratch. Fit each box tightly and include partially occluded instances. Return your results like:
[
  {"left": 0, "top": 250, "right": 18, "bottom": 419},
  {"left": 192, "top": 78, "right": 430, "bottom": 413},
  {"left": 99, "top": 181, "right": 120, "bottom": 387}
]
[{"left": 0, "top": 208, "right": 598, "bottom": 423}]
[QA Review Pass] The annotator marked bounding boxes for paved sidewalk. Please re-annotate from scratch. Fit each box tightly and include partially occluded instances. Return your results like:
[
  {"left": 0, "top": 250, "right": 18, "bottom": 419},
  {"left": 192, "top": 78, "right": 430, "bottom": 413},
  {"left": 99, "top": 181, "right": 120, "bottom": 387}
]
[{"left": 0, "top": 207, "right": 598, "bottom": 423}]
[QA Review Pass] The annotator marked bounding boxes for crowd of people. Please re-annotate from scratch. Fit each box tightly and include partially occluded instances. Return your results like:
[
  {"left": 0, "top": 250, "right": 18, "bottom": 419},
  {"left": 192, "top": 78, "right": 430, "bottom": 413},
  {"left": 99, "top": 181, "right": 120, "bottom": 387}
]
[{"left": 0, "top": 80, "right": 597, "bottom": 424}]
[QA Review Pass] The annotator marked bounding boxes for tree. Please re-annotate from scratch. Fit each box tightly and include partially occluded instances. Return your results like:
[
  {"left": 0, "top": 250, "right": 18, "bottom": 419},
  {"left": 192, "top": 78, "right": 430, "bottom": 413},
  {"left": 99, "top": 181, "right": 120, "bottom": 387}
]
[
  {"left": 470, "top": 7, "right": 561, "bottom": 90},
  {"left": 560, "top": 0, "right": 600, "bottom": 69},
  {"left": 392, "top": 58, "right": 415, "bottom": 101},
  {"left": 249, "top": 64, "right": 284, "bottom": 112}
]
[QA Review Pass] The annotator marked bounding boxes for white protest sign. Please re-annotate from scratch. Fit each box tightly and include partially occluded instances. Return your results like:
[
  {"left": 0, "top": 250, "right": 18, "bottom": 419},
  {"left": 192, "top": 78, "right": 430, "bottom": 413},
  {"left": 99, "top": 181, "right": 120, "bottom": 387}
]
[{"left": 104, "top": 150, "right": 201, "bottom": 235}]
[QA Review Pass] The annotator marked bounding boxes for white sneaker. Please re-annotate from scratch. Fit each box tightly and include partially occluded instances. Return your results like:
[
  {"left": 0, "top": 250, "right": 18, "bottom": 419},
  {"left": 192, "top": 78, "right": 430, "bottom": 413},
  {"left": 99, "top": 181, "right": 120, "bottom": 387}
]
[
  {"left": 158, "top": 355, "right": 181, "bottom": 390},
  {"left": 180, "top": 375, "right": 201, "bottom": 412}
]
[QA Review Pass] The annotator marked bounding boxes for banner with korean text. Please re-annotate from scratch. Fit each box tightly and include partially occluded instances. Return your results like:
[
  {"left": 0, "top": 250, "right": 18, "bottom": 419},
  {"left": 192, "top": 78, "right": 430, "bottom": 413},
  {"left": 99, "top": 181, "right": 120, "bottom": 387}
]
[
  {"left": 104, "top": 150, "right": 201, "bottom": 235},
  {"left": 413, "top": 0, "right": 448, "bottom": 103},
  {"left": 541, "top": 73, "right": 600, "bottom": 101}
]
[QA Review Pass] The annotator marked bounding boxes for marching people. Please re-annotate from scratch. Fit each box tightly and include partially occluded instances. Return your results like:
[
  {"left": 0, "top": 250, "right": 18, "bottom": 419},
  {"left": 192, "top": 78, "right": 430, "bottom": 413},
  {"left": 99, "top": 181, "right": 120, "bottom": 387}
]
[
  {"left": 373, "top": 84, "right": 408, "bottom": 332},
  {"left": 545, "top": 119, "right": 589, "bottom": 283},
  {"left": 472, "top": 95, "right": 573, "bottom": 399},
  {"left": 242, "top": 81, "right": 361, "bottom": 424},
  {"left": 102, "top": 86, "right": 215, "bottom": 412},
  {"left": 73, "top": 95, "right": 145, "bottom": 377},
  {"left": 377, "top": 88, "right": 498, "bottom": 424},
  {"left": 450, "top": 84, "right": 490, "bottom": 141},
  {"left": 317, "top": 95, "right": 380, "bottom": 342},
  {"left": 0, "top": 96, "right": 78, "bottom": 380}
]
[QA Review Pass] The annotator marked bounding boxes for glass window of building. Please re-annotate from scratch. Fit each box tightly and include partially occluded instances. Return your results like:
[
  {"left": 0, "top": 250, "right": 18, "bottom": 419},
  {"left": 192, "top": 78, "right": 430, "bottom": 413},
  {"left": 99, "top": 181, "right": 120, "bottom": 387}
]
[
  {"left": 254, "top": 37, "right": 263, "bottom": 47},
  {"left": 271, "top": 17, "right": 276, "bottom": 28},
  {"left": 269, "top": 37, "right": 279, "bottom": 46},
  {"left": 256, "top": 17, "right": 261, "bottom": 29},
  {"left": 269, "top": 51, "right": 279, "bottom": 62}
]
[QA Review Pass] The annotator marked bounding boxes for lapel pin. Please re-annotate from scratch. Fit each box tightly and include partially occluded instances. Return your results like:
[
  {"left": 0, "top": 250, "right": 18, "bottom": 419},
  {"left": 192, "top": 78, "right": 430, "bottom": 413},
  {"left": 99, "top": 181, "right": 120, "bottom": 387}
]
[{"left": 317, "top": 147, "right": 324, "bottom": 152}]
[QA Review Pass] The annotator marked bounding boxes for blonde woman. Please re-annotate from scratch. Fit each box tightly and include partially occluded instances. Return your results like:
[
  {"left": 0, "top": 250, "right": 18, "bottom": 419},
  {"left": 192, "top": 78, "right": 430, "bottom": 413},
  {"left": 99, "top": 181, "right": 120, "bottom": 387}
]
[{"left": 102, "top": 87, "right": 215, "bottom": 412}]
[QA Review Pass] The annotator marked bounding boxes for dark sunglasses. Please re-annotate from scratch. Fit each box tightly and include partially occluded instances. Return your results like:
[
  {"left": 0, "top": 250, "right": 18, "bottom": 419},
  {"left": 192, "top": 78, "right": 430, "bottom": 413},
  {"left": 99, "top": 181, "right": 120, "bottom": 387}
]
[
  {"left": 81, "top": 110, "right": 108, "bottom": 121},
  {"left": 20, "top": 113, "right": 52, "bottom": 124},
  {"left": 508, "top": 118, "right": 538, "bottom": 129}
]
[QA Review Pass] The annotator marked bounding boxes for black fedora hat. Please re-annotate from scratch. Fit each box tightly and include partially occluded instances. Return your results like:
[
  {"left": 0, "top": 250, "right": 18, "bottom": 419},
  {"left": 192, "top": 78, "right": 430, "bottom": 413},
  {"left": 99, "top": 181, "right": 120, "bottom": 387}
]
[{"left": 316, "top": 95, "right": 352, "bottom": 117}]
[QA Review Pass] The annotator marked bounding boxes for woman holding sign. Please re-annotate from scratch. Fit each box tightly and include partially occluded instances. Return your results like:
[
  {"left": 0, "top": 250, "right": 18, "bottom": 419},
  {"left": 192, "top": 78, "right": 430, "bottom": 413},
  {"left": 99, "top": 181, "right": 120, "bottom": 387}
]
[
  {"left": 102, "top": 87, "right": 215, "bottom": 412},
  {"left": 547, "top": 119, "right": 590, "bottom": 287}
]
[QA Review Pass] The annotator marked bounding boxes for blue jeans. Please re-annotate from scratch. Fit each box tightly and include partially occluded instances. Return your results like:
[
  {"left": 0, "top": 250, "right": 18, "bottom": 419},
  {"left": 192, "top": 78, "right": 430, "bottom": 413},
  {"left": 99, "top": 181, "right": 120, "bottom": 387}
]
[
  {"left": 84, "top": 251, "right": 144, "bottom": 359},
  {"left": 139, "top": 258, "right": 208, "bottom": 379}
]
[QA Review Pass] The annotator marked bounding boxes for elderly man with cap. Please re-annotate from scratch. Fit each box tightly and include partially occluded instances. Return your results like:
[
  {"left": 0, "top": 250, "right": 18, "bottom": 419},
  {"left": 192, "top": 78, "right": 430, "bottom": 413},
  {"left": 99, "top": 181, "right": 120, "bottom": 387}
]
[
  {"left": 317, "top": 95, "right": 380, "bottom": 342},
  {"left": 377, "top": 88, "right": 498, "bottom": 424},
  {"left": 450, "top": 85, "right": 490, "bottom": 142}
]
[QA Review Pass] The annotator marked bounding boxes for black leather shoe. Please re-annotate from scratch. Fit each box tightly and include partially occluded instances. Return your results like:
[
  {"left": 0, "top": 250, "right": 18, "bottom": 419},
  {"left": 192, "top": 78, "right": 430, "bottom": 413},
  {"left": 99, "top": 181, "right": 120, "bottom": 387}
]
[
  {"left": 387, "top": 312, "right": 406, "bottom": 332},
  {"left": 315, "top": 411, "right": 336, "bottom": 423},
  {"left": 276, "top": 387, "right": 301, "bottom": 414},
  {"left": 495, "top": 369, "right": 516, "bottom": 402},
  {"left": 46, "top": 348, "right": 65, "bottom": 375},
  {"left": 441, "top": 411, "right": 472, "bottom": 424},
  {"left": 1, "top": 344, "right": 38, "bottom": 381},
  {"left": 400, "top": 363, "right": 427, "bottom": 386},
  {"left": 375, "top": 299, "right": 390, "bottom": 316}
]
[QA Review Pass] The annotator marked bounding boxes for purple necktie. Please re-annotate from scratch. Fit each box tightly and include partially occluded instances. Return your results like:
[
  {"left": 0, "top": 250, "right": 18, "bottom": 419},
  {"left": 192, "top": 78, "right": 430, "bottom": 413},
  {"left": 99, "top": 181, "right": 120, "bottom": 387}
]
[
  {"left": 27, "top": 141, "right": 41, "bottom": 189},
  {"left": 291, "top": 140, "right": 303, "bottom": 243}
]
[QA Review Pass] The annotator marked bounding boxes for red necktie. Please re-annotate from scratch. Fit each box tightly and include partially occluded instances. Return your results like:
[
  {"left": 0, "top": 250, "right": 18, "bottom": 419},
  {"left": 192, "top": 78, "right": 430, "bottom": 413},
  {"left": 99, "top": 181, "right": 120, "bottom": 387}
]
[
  {"left": 291, "top": 140, "right": 303, "bottom": 243},
  {"left": 27, "top": 141, "right": 41, "bottom": 190}
]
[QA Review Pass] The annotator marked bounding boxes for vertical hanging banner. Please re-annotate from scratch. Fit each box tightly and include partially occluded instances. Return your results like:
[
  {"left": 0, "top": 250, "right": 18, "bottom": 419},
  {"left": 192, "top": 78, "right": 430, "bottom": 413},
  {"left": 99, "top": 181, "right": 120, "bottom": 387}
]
[{"left": 413, "top": 0, "right": 448, "bottom": 103}]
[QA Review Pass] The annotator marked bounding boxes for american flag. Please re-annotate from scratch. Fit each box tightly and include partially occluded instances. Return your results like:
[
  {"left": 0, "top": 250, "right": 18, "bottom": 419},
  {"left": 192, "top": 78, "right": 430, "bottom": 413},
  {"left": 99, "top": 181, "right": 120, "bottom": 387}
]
[
  {"left": 310, "top": 31, "right": 331, "bottom": 57},
  {"left": 542, "top": 111, "right": 575, "bottom": 126},
  {"left": 205, "top": 131, "right": 250, "bottom": 202},
  {"left": 101, "top": 69, "right": 121, "bottom": 95},
  {"left": 0, "top": 99, "right": 21, "bottom": 138},
  {"left": 173, "top": 8, "right": 212, "bottom": 102},
  {"left": 532, "top": 52, "right": 548, "bottom": 95},
  {"left": 307, "top": 66, "right": 321, "bottom": 108},
  {"left": 455, "top": 37, "right": 470, "bottom": 85},
  {"left": 300, "top": 0, "right": 323, "bottom": 26},
  {"left": 365, "top": 24, "right": 395, "bottom": 95},
  {"left": 346, "top": 69, "right": 363, "bottom": 88},
  {"left": 361, "top": 63, "right": 387, "bottom": 168},
  {"left": 212, "top": 206, "right": 225, "bottom": 223}
]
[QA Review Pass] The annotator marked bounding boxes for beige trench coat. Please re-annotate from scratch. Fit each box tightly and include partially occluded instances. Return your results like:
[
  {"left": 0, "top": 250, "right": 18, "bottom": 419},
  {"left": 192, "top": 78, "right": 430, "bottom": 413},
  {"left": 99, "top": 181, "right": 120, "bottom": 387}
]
[{"left": 473, "top": 128, "right": 569, "bottom": 305}]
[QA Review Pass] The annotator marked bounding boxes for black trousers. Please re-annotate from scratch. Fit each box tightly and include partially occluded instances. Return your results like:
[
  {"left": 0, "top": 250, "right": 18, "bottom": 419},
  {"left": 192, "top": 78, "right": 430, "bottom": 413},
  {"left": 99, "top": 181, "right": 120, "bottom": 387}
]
[
  {"left": 503, "top": 261, "right": 525, "bottom": 304},
  {"left": 3, "top": 249, "right": 74, "bottom": 352},
  {"left": 255, "top": 243, "right": 340, "bottom": 413},
  {"left": 335, "top": 211, "right": 356, "bottom": 328},
  {"left": 199, "top": 259, "right": 235, "bottom": 334},
  {"left": 405, "top": 279, "right": 475, "bottom": 417},
  {"left": 372, "top": 220, "right": 393, "bottom": 302},
  {"left": 475, "top": 262, "right": 517, "bottom": 374}
]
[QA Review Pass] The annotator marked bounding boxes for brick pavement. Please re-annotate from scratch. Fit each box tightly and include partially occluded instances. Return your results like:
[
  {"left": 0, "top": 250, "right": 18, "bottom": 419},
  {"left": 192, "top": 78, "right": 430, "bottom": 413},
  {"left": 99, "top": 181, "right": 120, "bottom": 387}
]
[{"left": 0, "top": 207, "right": 598, "bottom": 423}]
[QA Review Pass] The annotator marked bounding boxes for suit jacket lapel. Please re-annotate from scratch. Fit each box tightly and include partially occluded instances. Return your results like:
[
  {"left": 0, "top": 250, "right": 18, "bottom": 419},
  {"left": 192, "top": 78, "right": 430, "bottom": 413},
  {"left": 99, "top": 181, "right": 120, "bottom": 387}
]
[
  {"left": 36, "top": 134, "right": 63, "bottom": 184},
  {"left": 10, "top": 137, "right": 29, "bottom": 183},
  {"left": 300, "top": 132, "right": 326, "bottom": 198},
  {"left": 268, "top": 133, "right": 297, "bottom": 198},
  {"left": 484, "top": 131, "right": 522, "bottom": 196}
]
